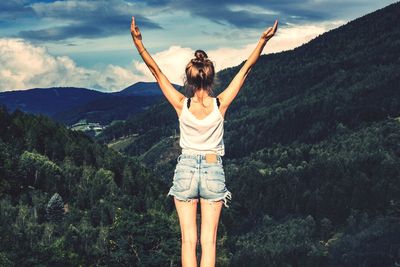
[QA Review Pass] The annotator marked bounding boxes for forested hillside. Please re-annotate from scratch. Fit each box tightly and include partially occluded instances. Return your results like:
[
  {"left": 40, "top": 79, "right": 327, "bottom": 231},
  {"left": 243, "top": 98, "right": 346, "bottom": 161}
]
[
  {"left": 0, "top": 106, "right": 184, "bottom": 266},
  {"left": 1, "top": 2, "right": 400, "bottom": 266}
]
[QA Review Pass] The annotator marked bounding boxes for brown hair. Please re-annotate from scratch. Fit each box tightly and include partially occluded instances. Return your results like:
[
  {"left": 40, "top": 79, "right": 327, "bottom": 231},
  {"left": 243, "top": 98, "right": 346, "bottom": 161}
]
[{"left": 183, "top": 49, "right": 216, "bottom": 98}]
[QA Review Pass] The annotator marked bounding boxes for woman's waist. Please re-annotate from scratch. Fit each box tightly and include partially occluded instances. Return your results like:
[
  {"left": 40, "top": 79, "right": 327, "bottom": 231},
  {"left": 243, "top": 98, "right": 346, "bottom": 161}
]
[
  {"left": 181, "top": 146, "right": 223, "bottom": 154},
  {"left": 177, "top": 152, "right": 223, "bottom": 164}
]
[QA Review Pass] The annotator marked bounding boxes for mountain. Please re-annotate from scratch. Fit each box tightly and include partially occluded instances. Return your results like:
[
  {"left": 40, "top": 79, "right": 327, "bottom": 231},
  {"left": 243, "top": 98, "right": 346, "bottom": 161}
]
[
  {"left": 52, "top": 94, "right": 163, "bottom": 126},
  {"left": 0, "top": 82, "right": 179, "bottom": 126},
  {"left": 0, "top": 87, "right": 105, "bottom": 116},
  {"left": 111, "top": 81, "right": 170, "bottom": 96}
]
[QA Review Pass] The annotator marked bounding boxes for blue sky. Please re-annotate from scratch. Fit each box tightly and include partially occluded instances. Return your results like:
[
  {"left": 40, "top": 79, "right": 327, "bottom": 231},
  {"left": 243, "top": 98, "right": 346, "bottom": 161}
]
[{"left": 0, "top": 0, "right": 397, "bottom": 92}]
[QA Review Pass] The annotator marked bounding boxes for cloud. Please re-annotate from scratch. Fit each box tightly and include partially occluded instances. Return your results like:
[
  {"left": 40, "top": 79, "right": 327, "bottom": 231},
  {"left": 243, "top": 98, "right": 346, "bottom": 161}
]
[
  {"left": 0, "top": 19, "right": 345, "bottom": 92},
  {"left": 0, "top": 0, "right": 36, "bottom": 20},
  {"left": 161, "top": 0, "right": 329, "bottom": 28},
  {"left": 154, "top": 0, "right": 395, "bottom": 28},
  {"left": 133, "top": 45, "right": 193, "bottom": 85},
  {"left": 19, "top": 24, "right": 105, "bottom": 41},
  {"left": 135, "top": 20, "right": 345, "bottom": 83},
  {"left": 16, "top": 0, "right": 162, "bottom": 41},
  {"left": 264, "top": 19, "right": 346, "bottom": 54},
  {"left": 0, "top": 38, "right": 146, "bottom": 92},
  {"left": 3, "top": 0, "right": 394, "bottom": 43},
  {"left": 167, "top": 0, "right": 278, "bottom": 28}
]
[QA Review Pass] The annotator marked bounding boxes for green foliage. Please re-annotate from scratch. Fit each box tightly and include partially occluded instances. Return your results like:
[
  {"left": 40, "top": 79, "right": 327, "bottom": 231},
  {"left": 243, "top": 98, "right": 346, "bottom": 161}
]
[
  {"left": 329, "top": 213, "right": 400, "bottom": 267},
  {"left": 231, "top": 215, "right": 327, "bottom": 266},
  {"left": 107, "top": 207, "right": 180, "bottom": 267},
  {"left": 0, "top": 105, "right": 172, "bottom": 266},
  {"left": 46, "top": 193, "right": 64, "bottom": 223},
  {"left": 19, "top": 150, "right": 63, "bottom": 193}
]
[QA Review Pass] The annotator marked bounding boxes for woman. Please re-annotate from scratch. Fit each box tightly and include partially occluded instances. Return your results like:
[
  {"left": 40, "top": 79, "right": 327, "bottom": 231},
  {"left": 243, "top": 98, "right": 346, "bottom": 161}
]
[{"left": 130, "top": 16, "right": 278, "bottom": 267}]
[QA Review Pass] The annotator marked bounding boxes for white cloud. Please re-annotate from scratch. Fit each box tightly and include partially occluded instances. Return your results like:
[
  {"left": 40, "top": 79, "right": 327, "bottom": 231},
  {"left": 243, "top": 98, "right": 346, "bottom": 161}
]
[
  {"left": 208, "top": 20, "right": 346, "bottom": 72},
  {"left": 227, "top": 4, "right": 279, "bottom": 15},
  {"left": 265, "top": 20, "right": 346, "bottom": 53},
  {"left": 133, "top": 45, "right": 193, "bottom": 85},
  {"left": 0, "top": 20, "right": 345, "bottom": 92},
  {"left": 134, "top": 20, "right": 346, "bottom": 82},
  {"left": 0, "top": 38, "right": 146, "bottom": 92}
]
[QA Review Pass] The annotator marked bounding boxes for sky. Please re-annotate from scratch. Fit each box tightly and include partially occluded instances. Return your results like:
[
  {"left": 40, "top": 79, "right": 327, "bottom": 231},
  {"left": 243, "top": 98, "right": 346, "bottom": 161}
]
[{"left": 0, "top": 0, "right": 397, "bottom": 92}]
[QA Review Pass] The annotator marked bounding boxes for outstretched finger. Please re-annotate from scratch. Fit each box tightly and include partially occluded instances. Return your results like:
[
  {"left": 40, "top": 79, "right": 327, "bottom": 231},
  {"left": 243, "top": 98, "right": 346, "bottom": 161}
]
[
  {"left": 273, "top": 19, "right": 278, "bottom": 32},
  {"left": 131, "top": 16, "right": 136, "bottom": 26}
]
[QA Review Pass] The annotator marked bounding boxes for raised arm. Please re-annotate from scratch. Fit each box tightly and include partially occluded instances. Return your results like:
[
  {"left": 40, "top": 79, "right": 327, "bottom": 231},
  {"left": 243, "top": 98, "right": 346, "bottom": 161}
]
[
  {"left": 217, "top": 19, "right": 278, "bottom": 112},
  {"left": 130, "top": 16, "right": 185, "bottom": 110}
]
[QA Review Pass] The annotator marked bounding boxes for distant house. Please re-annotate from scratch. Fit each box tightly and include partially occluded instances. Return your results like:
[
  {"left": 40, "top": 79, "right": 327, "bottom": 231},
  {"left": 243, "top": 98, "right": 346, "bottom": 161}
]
[{"left": 69, "top": 119, "right": 105, "bottom": 137}]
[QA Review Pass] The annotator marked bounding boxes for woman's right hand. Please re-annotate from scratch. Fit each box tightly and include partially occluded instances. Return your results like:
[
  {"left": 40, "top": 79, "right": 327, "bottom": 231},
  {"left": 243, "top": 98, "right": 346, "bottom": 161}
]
[
  {"left": 130, "top": 16, "right": 142, "bottom": 42},
  {"left": 261, "top": 19, "right": 278, "bottom": 41}
]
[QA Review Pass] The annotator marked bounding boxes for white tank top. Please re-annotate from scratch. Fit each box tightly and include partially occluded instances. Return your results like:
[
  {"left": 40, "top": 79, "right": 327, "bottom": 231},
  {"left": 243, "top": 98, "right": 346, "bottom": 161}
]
[{"left": 179, "top": 97, "right": 225, "bottom": 156}]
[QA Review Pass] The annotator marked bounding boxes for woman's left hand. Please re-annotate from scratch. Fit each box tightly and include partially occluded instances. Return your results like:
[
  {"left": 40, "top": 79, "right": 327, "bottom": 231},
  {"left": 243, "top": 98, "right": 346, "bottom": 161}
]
[
  {"left": 130, "top": 16, "right": 142, "bottom": 42},
  {"left": 261, "top": 19, "right": 278, "bottom": 41}
]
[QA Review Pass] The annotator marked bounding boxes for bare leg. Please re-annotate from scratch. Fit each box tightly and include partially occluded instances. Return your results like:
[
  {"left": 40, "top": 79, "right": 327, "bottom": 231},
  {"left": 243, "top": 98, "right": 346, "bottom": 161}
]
[
  {"left": 174, "top": 197, "right": 199, "bottom": 267},
  {"left": 199, "top": 198, "right": 223, "bottom": 267}
]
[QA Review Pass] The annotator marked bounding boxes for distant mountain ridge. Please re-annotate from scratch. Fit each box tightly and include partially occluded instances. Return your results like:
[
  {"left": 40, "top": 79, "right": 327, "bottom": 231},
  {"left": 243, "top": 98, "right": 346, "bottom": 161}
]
[
  {"left": 0, "top": 82, "right": 180, "bottom": 126},
  {"left": 112, "top": 81, "right": 166, "bottom": 96},
  {"left": 0, "top": 87, "right": 104, "bottom": 116}
]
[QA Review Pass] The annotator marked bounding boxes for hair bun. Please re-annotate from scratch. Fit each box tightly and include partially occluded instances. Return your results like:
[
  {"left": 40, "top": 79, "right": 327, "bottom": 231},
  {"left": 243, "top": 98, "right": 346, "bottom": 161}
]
[{"left": 194, "top": 49, "right": 208, "bottom": 62}]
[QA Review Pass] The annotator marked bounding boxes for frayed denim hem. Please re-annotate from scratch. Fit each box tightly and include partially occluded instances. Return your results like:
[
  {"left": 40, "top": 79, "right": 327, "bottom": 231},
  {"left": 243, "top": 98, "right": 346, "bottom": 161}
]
[
  {"left": 166, "top": 192, "right": 198, "bottom": 203},
  {"left": 201, "top": 191, "right": 232, "bottom": 208},
  {"left": 167, "top": 191, "right": 232, "bottom": 208}
]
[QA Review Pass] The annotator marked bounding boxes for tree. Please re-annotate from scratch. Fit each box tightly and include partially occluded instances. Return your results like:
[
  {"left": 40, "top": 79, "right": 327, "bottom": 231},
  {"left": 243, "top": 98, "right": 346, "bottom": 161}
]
[{"left": 46, "top": 193, "right": 64, "bottom": 223}]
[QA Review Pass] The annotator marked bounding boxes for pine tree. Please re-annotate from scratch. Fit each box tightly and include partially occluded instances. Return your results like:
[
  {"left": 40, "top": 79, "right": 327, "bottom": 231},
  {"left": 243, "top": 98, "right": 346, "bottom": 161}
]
[{"left": 46, "top": 193, "right": 64, "bottom": 223}]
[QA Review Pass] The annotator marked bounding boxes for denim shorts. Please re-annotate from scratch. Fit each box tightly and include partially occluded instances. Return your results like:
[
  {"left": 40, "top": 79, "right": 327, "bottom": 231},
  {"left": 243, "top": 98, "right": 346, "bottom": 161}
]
[{"left": 166, "top": 153, "right": 232, "bottom": 208}]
